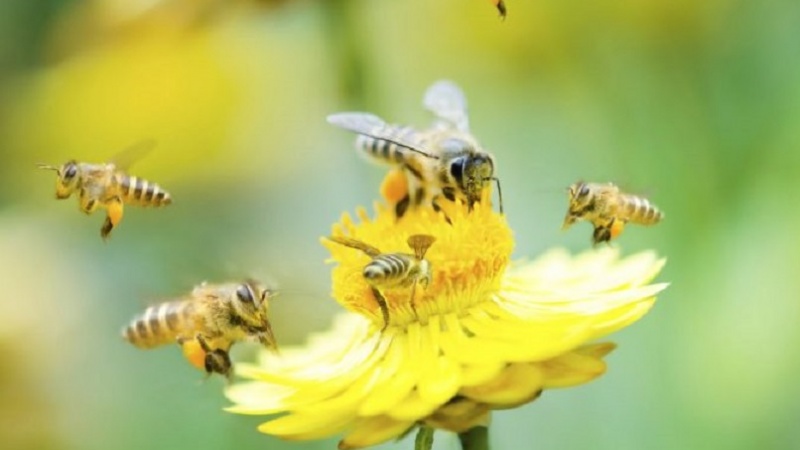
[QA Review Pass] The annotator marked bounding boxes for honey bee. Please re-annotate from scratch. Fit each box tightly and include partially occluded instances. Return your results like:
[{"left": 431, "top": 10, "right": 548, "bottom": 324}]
[
  {"left": 491, "top": 0, "right": 507, "bottom": 19},
  {"left": 122, "top": 280, "right": 278, "bottom": 378},
  {"left": 37, "top": 140, "right": 172, "bottom": 240},
  {"left": 562, "top": 181, "right": 664, "bottom": 244},
  {"left": 327, "top": 80, "right": 502, "bottom": 220},
  {"left": 327, "top": 234, "right": 436, "bottom": 328}
]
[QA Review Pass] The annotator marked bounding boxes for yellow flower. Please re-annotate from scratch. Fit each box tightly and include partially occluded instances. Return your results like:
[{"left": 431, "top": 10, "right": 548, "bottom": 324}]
[{"left": 226, "top": 186, "right": 668, "bottom": 449}]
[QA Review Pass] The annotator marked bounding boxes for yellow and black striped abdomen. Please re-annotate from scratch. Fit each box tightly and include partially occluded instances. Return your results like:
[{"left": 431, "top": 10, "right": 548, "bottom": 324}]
[
  {"left": 621, "top": 194, "right": 663, "bottom": 225},
  {"left": 363, "top": 254, "right": 414, "bottom": 288},
  {"left": 356, "top": 125, "right": 420, "bottom": 166},
  {"left": 122, "top": 301, "right": 197, "bottom": 349},
  {"left": 115, "top": 174, "right": 172, "bottom": 207}
]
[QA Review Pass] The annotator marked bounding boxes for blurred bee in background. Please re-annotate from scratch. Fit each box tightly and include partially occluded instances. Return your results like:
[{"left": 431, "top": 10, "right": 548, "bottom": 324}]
[
  {"left": 327, "top": 80, "right": 503, "bottom": 220},
  {"left": 491, "top": 0, "right": 507, "bottom": 19},
  {"left": 122, "top": 280, "right": 278, "bottom": 379},
  {"left": 37, "top": 139, "right": 172, "bottom": 240},
  {"left": 327, "top": 234, "right": 436, "bottom": 329},
  {"left": 563, "top": 181, "right": 664, "bottom": 245}
]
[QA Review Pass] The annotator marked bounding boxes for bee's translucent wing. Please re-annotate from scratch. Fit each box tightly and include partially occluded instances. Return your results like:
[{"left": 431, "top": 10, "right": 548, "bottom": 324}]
[
  {"left": 327, "top": 113, "right": 438, "bottom": 159},
  {"left": 407, "top": 234, "right": 436, "bottom": 259},
  {"left": 109, "top": 138, "right": 158, "bottom": 171},
  {"left": 327, "top": 112, "right": 392, "bottom": 136},
  {"left": 326, "top": 236, "right": 382, "bottom": 258},
  {"left": 423, "top": 80, "right": 470, "bottom": 132}
]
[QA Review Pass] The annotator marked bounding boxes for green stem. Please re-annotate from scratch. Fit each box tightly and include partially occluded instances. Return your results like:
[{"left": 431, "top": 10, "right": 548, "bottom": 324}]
[
  {"left": 458, "top": 426, "right": 490, "bottom": 450},
  {"left": 414, "top": 425, "right": 435, "bottom": 450}
]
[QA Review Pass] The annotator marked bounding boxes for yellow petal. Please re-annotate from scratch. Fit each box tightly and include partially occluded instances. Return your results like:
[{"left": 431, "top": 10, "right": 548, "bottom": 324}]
[
  {"left": 417, "top": 317, "right": 462, "bottom": 405},
  {"left": 459, "top": 363, "right": 544, "bottom": 408},
  {"left": 541, "top": 343, "right": 614, "bottom": 388},
  {"left": 258, "top": 411, "right": 354, "bottom": 440},
  {"left": 459, "top": 362, "right": 505, "bottom": 387},
  {"left": 425, "top": 398, "right": 491, "bottom": 432},
  {"left": 338, "top": 416, "right": 415, "bottom": 450},
  {"left": 386, "top": 389, "right": 439, "bottom": 421},
  {"left": 357, "top": 333, "right": 417, "bottom": 416},
  {"left": 224, "top": 381, "right": 298, "bottom": 415}
]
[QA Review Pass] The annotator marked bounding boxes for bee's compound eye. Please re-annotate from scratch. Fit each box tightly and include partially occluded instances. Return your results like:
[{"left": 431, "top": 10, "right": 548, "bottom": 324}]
[
  {"left": 236, "top": 284, "right": 255, "bottom": 304},
  {"left": 449, "top": 160, "right": 464, "bottom": 182},
  {"left": 578, "top": 185, "right": 590, "bottom": 197},
  {"left": 63, "top": 163, "right": 78, "bottom": 180}
]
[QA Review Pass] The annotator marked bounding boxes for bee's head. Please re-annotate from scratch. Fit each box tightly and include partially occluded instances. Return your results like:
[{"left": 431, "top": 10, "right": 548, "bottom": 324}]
[
  {"left": 38, "top": 160, "right": 80, "bottom": 199},
  {"left": 563, "top": 181, "right": 592, "bottom": 228},
  {"left": 451, "top": 152, "right": 495, "bottom": 207},
  {"left": 233, "top": 280, "right": 278, "bottom": 350}
]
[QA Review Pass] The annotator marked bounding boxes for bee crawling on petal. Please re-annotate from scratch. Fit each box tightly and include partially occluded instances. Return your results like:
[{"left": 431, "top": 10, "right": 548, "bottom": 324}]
[
  {"left": 563, "top": 181, "right": 664, "bottom": 245},
  {"left": 37, "top": 139, "right": 172, "bottom": 241},
  {"left": 122, "top": 280, "right": 279, "bottom": 379},
  {"left": 326, "top": 234, "right": 436, "bottom": 329}
]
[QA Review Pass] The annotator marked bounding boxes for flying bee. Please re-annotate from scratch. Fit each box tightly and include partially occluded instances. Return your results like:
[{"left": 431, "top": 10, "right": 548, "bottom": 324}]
[
  {"left": 491, "top": 0, "right": 507, "bottom": 19},
  {"left": 326, "top": 234, "right": 436, "bottom": 329},
  {"left": 37, "top": 139, "right": 172, "bottom": 240},
  {"left": 122, "top": 280, "right": 278, "bottom": 379},
  {"left": 327, "top": 80, "right": 503, "bottom": 220},
  {"left": 562, "top": 181, "right": 664, "bottom": 244}
]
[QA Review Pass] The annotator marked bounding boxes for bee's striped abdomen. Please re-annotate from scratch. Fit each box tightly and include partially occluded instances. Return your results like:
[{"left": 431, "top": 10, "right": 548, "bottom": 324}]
[
  {"left": 622, "top": 194, "right": 663, "bottom": 225},
  {"left": 356, "top": 125, "right": 420, "bottom": 165},
  {"left": 122, "top": 301, "right": 195, "bottom": 349},
  {"left": 116, "top": 174, "right": 172, "bottom": 207},
  {"left": 363, "top": 254, "right": 413, "bottom": 287}
]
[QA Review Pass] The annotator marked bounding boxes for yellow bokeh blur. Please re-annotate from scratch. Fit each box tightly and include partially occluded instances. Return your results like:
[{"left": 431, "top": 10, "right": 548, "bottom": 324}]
[{"left": 0, "top": 0, "right": 798, "bottom": 449}]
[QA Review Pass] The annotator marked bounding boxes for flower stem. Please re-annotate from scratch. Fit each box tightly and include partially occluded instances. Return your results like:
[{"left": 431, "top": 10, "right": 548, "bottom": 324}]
[
  {"left": 414, "top": 425, "right": 435, "bottom": 450},
  {"left": 458, "top": 426, "right": 490, "bottom": 450}
]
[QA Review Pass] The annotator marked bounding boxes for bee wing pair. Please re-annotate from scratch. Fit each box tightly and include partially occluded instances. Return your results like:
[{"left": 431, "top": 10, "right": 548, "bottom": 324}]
[
  {"left": 37, "top": 138, "right": 157, "bottom": 174},
  {"left": 327, "top": 235, "right": 436, "bottom": 260},
  {"left": 327, "top": 80, "right": 470, "bottom": 160}
]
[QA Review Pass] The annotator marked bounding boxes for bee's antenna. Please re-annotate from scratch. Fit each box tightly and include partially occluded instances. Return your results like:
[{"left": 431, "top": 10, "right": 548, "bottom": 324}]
[
  {"left": 36, "top": 163, "right": 59, "bottom": 171},
  {"left": 488, "top": 177, "right": 504, "bottom": 214}
]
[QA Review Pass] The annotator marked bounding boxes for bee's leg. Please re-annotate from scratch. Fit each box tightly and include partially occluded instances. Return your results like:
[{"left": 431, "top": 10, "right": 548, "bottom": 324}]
[
  {"left": 409, "top": 279, "right": 419, "bottom": 320},
  {"left": 195, "top": 334, "right": 232, "bottom": 381},
  {"left": 395, "top": 194, "right": 411, "bottom": 220},
  {"left": 609, "top": 219, "right": 626, "bottom": 241},
  {"left": 100, "top": 196, "right": 124, "bottom": 240},
  {"left": 177, "top": 335, "right": 207, "bottom": 372},
  {"left": 370, "top": 286, "right": 390, "bottom": 331},
  {"left": 592, "top": 224, "right": 612, "bottom": 246},
  {"left": 78, "top": 190, "right": 98, "bottom": 215},
  {"left": 431, "top": 197, "right": 453, "bottom": 225}
]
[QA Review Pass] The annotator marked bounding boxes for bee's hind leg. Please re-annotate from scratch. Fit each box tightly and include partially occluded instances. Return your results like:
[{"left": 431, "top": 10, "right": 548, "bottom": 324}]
[
  {"left": 370, "top": 287, "right": 390, "bottom": 331},
  {"left": 100, "top": 196, "right": 124, "bottom": 240},
  {"left": 196, "top": 334, "right": 232, "bottom": 381},
  {"left": 592, "top": 225, "right": 612, "bottom": 246}
]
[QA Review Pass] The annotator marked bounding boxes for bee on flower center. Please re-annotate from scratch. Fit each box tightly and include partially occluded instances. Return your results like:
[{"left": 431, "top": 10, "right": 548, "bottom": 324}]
[
  {"left": 37, "top": 139, "right": 172, "bottom": 240},
  {"left": 327, "top": 80, "right": 503, "bottom": 220},
  {"left": 563, "top": 181, "right": 664, "bottom": 244},
  {"left": 122, "top": 280, "right": 278, "bottom": 379},
  {"left": 327, "top": 234, "right": 436, "bottom": 329}
]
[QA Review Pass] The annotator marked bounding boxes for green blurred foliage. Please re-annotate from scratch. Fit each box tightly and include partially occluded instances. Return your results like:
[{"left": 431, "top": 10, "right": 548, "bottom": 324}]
[{"left": 0, "top": 0, "right": 798, "bottom": 449}]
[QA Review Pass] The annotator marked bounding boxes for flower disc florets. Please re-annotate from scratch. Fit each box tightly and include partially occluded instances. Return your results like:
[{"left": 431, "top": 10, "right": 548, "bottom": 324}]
[{"left": 326, "top": 195, "right": 512, "bottom": 328}]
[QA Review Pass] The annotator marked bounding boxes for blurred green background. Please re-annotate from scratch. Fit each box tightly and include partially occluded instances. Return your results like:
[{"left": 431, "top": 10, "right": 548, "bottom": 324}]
[{"left": 1, "top": 0, "right": 799, "bottom": 449}]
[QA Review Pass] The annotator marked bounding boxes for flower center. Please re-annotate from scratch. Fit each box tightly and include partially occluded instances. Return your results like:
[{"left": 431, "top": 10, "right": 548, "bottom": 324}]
[{"left": 325, "top": 198, "right": 513, "bottom": 328}]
